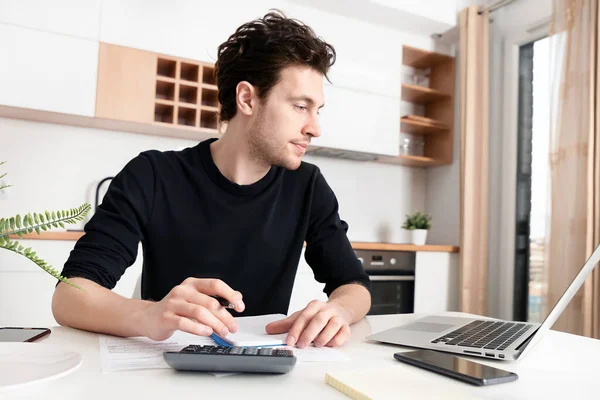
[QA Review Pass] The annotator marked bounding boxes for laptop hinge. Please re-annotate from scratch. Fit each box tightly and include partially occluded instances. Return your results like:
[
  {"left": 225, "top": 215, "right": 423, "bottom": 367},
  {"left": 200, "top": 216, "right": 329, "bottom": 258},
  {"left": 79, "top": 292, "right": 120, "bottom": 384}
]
[{"left": 515, "top": 328, "right": 538, "bottom": 351}]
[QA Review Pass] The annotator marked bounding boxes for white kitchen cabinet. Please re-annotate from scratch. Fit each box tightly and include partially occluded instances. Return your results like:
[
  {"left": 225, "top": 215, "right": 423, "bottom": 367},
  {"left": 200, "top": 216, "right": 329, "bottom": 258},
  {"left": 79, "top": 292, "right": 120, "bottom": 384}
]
[
  {"left": 282, "top": 2, "right": 407, "bottom": 98},
  {"left": 0, "top": 240, "right": 74, "bottom": 327},
  {"left": 0, "top": 240, "right": 143, "bottom": 327},
  {"left": 0, "top": 271, "right": 58, "bottom": 327},
  {"left": 0, "top": 24, "right": 98, "bottom": 117},
  {"left": 100, "top": 0, "right": 275, "bottom": 64},
  {"left": 0, "top": 0, "right": 102, "bottom": 40},
  {"left": 371, "top": 0, "right": 457, "bottom": 27},
  {"left": 316, "top": 84, "right": 400, "bottom": 156},
  {"left": 414, "top": 252, "right": 459, "bottom": 313},
  {"left": 99, "top": 0, "right": 433, "bottom": 99}
]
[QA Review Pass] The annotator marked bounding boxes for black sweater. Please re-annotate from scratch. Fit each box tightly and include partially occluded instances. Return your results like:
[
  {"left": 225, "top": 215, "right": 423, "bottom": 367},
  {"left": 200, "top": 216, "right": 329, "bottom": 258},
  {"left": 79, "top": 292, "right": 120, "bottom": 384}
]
[{"left": 61, "top": 138, "right": 370, "bottom": 316}]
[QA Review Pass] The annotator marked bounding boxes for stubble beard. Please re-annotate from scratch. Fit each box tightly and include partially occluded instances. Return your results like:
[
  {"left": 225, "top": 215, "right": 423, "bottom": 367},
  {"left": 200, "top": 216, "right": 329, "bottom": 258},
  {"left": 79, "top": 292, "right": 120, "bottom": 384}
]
[{"left": 247, "top": 113, "right": 302, "bottom": 171}]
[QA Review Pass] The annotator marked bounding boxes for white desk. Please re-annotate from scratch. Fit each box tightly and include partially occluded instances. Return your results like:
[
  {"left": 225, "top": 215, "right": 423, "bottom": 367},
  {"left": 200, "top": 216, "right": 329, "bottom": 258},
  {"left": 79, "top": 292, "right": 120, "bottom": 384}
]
[{"left": 3, "top": 312, "right": 600, "bottom": 399}]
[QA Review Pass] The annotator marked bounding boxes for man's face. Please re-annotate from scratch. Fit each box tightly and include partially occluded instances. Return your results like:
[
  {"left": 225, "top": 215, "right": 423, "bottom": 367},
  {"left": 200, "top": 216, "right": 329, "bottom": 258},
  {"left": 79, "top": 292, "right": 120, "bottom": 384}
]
[{"left": 247, "top": 65, "right": 324, "bottom": 170}]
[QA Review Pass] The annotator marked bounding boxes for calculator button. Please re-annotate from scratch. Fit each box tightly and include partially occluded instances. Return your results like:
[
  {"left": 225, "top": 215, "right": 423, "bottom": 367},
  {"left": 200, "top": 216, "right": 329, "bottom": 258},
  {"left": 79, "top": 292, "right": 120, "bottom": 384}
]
[
  {"left": 243, "top": 347, "right": 259, "bottom": 355},
  {"left": 258, "top": 348, "right": 273, "bottom": 356},
  {"left": 273, "top": 349, "right": 294, "bottom": 357}
]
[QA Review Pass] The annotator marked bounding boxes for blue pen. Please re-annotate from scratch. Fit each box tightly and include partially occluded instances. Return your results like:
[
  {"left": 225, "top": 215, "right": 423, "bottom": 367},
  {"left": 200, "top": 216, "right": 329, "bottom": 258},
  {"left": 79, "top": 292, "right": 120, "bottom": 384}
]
[{"left": 210, "top": 333, "right": 232, "bottom": 347}]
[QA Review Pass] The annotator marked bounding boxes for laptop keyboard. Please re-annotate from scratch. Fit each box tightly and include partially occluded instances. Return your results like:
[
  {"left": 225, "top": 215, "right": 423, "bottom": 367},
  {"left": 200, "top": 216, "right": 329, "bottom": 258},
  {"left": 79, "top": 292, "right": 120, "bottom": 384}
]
[{"left": 431, "top": 320, "right": 532, "bottom": 350}]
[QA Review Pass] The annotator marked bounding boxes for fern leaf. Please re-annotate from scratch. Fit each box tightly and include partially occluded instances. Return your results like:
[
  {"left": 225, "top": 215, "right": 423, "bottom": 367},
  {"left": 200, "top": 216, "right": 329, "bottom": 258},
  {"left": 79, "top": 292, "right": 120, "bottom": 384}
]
[{"left": 1, "top": 203, "right": 90, "bottom": 239}]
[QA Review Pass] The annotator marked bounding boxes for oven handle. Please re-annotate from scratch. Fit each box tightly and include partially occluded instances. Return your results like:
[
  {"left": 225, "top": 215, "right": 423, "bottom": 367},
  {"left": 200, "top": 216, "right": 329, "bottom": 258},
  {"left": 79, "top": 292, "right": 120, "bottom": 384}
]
[{"left": 368, "top": 275, "right": 415, "bottom": 281}]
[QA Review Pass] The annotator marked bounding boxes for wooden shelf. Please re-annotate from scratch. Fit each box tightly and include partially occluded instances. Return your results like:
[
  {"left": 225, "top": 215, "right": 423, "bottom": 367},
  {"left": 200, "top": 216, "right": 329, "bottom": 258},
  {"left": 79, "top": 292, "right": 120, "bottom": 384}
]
[
  {"left": 376, "top": 154, "right": 445, "bottom": 167},
  {"left": 179, "top": 79, "right": 199, "bottom": 87},
  {"left": 306, "top": 145, "right": 448, "bottom": 167},
  {"left": 351, "top": 242, "right": 459, "bottom": 253},
  {"left": 6, "top": 231, "right": 460, "bottom": 253},
  {"left": 401, "top": 117, "right": 448, "bottom": 135},
  {"left": 403, "top": 45, "right": 454, "bottom": 69},
  {"left": 399, "top": 45, "right": 456, "bottom": 168},
  {"left": 9, "top": 231, "right": 85, "bottom": 241},
  {"left": 0, "top": 104, "right": 222, "bottom": 142},
  {"left": 155, "top": 76, "right": 177, "bottom": 84},
  {"left": 401, "top": 83, "right": 450, "bottom": 104},
  {"left": 155, "top": 99, "right": 176, "bottom": 107}
]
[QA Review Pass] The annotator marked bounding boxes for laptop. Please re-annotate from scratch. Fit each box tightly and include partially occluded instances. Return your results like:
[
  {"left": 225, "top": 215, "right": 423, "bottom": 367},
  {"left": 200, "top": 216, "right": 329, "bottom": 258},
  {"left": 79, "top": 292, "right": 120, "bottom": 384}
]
[{"left": 366, "top": 244, "right": 600, "bottom": 361}]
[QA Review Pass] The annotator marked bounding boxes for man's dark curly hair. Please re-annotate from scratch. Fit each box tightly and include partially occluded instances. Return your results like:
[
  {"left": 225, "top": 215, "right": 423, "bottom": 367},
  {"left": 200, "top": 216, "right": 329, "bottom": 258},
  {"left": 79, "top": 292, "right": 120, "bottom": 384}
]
[{"left": 214, "top": 10, "right": 336, "bottom": 122}]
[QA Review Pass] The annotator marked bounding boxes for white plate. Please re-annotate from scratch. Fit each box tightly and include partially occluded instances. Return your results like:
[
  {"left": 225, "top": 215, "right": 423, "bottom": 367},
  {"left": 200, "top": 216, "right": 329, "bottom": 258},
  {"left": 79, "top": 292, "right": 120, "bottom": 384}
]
[{"left": 0, "top": 343, "right": 82, "bottom": 390}]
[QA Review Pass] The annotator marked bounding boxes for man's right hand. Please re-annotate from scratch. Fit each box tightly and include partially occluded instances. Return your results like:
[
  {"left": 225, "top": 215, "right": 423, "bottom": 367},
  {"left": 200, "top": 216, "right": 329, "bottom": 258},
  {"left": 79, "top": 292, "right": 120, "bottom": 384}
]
[{"left": 140, "top": 278, "right": 245, "bottom": 341}]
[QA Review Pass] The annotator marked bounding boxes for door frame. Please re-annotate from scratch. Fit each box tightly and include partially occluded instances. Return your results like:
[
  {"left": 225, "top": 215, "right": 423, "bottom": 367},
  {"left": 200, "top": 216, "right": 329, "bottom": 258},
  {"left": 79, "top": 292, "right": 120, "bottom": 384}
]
[{"left": 490, "top": 27, "right": 548, "bottom": 321}]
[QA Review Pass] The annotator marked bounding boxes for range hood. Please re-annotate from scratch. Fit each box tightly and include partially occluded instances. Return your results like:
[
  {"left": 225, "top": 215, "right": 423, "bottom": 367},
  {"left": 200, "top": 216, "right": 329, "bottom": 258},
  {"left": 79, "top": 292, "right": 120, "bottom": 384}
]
[{"left": 307, "top": 146, "right": 380, "bottom": 162}]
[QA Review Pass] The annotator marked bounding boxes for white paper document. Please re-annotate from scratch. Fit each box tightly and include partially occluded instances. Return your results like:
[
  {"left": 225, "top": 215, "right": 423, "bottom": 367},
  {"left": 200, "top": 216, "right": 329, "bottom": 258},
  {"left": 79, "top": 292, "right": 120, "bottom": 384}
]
[
  {"left": 99, "top": 314, "right": 350, "bottom": 373},
  {"left": 214, "top": 314, "right": 288, "bottom": 346},
  {"left": 99, "top": 331, "right": 214, "bottom": 373}
]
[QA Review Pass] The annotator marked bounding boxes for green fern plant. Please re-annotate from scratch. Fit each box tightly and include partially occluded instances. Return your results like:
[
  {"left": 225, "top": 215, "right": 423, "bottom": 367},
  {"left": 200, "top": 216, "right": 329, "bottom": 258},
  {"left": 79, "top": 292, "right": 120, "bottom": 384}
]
[
  {"left": 0, "top": 161, "right": 11, "bottom": 191},
  {"left": 0, "top": 161, "right": 91, "bottom": 291},
  {"left": 402, "top": 211, "right": 432, "bottom": 230}
]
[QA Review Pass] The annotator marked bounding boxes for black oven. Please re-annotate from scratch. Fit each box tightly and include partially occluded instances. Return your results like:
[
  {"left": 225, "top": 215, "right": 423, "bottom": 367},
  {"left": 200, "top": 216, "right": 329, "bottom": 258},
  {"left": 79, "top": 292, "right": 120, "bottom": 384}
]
[{"left": 355, "top": 249, "right": 415, "bottom": 315}]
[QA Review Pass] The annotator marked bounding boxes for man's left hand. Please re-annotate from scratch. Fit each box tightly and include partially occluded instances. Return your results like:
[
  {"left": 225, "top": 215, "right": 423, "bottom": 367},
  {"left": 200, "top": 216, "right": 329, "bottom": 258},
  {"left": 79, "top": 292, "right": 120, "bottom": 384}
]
[{"left": 265, "top": 300, "right": 352, "bottom": 348}]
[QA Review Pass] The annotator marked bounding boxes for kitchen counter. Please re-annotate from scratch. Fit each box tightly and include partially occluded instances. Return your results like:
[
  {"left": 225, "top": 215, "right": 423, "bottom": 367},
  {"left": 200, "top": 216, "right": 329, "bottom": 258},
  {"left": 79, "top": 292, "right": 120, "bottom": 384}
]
[{"left": 10, "top": 232, "right": 460, "bottom": 253}]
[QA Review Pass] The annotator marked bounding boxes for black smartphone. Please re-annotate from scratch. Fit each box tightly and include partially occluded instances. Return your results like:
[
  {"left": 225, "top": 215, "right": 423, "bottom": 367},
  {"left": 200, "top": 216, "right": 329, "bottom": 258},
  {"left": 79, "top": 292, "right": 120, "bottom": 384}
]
[
  {"left": 394, "top": 350, "right": 518, "bottom": 386},
  {"left": 0, "top": 327, "right": 51, "bottom": 342}
]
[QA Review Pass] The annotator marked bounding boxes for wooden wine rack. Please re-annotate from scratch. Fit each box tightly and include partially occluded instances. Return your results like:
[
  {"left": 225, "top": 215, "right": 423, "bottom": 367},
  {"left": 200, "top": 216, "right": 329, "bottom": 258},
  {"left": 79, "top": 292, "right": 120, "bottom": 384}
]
[{"left": 154, "top": 56, "right": 219, "bottom": 130}]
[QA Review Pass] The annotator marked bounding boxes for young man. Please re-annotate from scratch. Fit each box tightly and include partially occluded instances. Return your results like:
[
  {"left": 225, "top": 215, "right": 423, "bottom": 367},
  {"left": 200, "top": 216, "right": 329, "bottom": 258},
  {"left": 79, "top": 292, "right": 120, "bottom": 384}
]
[{"left": 52, "top": 11, "right": 371, "bottom": 349}]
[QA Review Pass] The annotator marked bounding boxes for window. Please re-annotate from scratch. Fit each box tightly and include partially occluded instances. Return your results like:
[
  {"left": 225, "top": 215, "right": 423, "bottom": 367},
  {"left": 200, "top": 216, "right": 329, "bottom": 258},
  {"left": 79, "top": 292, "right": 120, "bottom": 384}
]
[{"left": 514, "top": 36, "right": 550, "bottom": 322}]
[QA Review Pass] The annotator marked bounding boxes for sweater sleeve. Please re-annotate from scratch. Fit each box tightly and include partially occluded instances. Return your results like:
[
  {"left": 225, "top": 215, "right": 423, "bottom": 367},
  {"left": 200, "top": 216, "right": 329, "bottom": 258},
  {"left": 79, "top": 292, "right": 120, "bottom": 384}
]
[
  {"left": 304, "top": 169, "right": 371, "bottom": 296},
  {"left": 60, "top": 154, "right": 155, "bottom": 289}
]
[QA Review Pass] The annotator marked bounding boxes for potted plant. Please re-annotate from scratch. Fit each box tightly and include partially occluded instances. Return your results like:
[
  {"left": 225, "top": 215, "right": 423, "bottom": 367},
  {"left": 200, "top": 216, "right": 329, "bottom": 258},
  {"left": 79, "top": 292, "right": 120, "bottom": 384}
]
[
  {"left": 0, "top": 161, "right": 90, "bottom": 290},
  {"left": 402, "top": 211, "right": 432, "bottom": 245}
]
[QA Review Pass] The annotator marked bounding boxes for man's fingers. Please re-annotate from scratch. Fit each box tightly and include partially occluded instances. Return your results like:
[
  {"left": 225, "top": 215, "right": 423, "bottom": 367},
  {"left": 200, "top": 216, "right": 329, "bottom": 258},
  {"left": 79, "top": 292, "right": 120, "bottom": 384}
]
[
  {"left": 173, "top": 284, "right": 238, "bottom": 332},
  {"left": 287, "top": 302, "right": 325, "bottom": 347},
  {"left": 184, "top": 278, "right": 245, "bottom": 312},
  {"left": 163, "top": 312, "right": 213, "bottom": 337},
  {"left": 169, "top": 300, "right": 230, "bottom": 337},
  {"left": 296, "top": 311, "right": 332, "bottom": 348},
  {"left": 314, "top": 317, "right": 347, "bottom": 347},
  {"left": 325, "top": 324, "right": 351, "bottom": 347},
  {"left": 265, "top": 312, "right": 299, "bottom": 335},
  {"left": 207, "top": 299, "right": 240, "bottom": 333}
]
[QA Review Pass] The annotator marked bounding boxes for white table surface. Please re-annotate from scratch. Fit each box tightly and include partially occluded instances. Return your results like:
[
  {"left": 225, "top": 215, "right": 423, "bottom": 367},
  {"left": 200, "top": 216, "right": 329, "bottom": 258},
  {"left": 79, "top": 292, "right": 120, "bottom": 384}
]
[{"left": 2, "top": 312, "right": 600, "bottom": 399}]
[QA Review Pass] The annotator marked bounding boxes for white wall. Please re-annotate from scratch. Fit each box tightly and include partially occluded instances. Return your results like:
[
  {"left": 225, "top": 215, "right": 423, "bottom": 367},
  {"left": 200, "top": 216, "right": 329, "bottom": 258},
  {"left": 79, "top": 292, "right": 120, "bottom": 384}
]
[{"left": 425, "top": 64, "right": 460, "bottom": 246}]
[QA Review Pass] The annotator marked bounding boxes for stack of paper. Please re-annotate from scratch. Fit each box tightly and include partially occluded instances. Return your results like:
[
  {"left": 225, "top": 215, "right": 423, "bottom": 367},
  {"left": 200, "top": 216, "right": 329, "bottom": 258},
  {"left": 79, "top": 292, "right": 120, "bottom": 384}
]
[
  {"left": 99, "top": 314, "right": 350, "bottom": 373},
  {"left": 212, "top": 314, "right": 288, "bottom": 347}
]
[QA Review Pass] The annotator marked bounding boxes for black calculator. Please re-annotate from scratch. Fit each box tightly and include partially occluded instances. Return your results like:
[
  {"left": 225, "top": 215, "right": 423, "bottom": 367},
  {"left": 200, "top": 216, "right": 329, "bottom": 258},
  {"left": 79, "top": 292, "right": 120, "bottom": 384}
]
[{"left": 163, "top": 345, "right": 296, "bottom": 374}]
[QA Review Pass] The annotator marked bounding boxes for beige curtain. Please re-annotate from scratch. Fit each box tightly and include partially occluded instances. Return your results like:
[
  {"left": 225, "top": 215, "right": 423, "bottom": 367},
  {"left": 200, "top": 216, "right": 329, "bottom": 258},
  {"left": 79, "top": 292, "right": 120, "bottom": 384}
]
[
  {"left": 459, "top": 6, "right": 489, "bottom": 315},
  {"left": 545, "top": 0, "right": 600, "bottom": 338}
]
